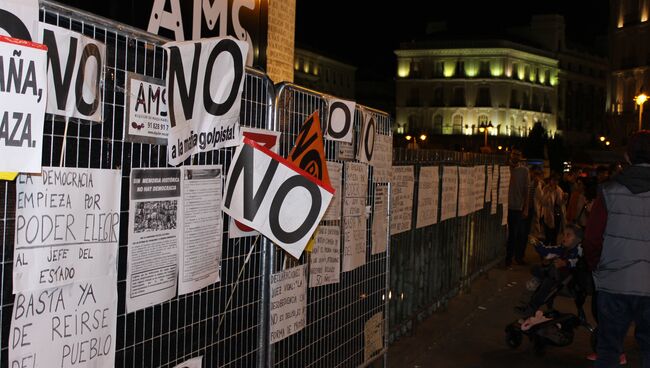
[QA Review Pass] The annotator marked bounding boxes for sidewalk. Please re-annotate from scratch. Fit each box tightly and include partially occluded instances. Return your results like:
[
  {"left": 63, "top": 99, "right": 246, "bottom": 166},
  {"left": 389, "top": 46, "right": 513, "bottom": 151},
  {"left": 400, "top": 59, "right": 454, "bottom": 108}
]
[{"left": 387, "top": 256, "right": 642, "bottom": 368}]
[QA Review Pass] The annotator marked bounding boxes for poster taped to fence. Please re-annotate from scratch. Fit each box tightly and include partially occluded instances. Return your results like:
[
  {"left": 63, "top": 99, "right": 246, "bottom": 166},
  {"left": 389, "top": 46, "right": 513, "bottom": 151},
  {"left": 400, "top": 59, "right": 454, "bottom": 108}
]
[
  {"left": 40, "top": 23, "right": 105, "bottom": 123},
  {"left": 179, "top": 166, "right": 223, "bottom": 295},
  {"left": 127, "top": 168, "right": 180, "bottom": 312},
  {"left": 322, "top": 161, "right": 342, "bottom": 220},
  {"left": 125, "top": 72, "right": 169, "bottom": 145},
  {"left": 270, "top": 264, "right": 306, "bottom": 344},
  {"left": 499, "top": 166, "right": 510, "bottom": 225},
  {"left": 229, "top": 127, "right": 281, "bottom": 239},
  {"left": 440, "top": 166, "right": 458, "bottom": 221},
  {"left": 309, "top": 225, "right": 340, "bottom": 287},
  {"left": 457, "top": 166, "right": 472, "bottom": 217},
  {"left": 0, "top": 35, "right": 47, "bottom": 174},
  {"left": 486, "top": 165, "right": 493, "bottom": 203},
  {"left": 342, "top": 162, "right": 367, "bottom": 272},
  {"left": 9, "top": 274, "right": 117, "bottom": 368},
  {"left": 174, "top": 356, "right": 203, "bottom": 368},
  {"left": 364, "top": 312, "right": 384, "bottom": 362},
  {"left": 165, "top": 37, "right": 248, "bottom": 165},
  {"left": 416, "top": 166, "right": 439, "bottom": 228},
  {"left": 14, "top": 167, "right": 121, "bottom": 293},
  {"left": 337, "top": 139, "right": 355, "bottom": 161},
  {"left": 357, "top": 110, "right": 376, "bottom": 165},
  {"left": 0, "top": 0, "right": 39, "bottom": 41},
  {"left": 222, "top": 138, "right": 334, "bottom": 259},
  {"left": 390, "top": 166, "right": 414, "bottom": 235},
  {"left": 490, "top": 166, "right": 498, "bottom": 215},
  {"left": 372, "top": 185, "right": 388, "bottom": 254},
  {"left": 325, "top": 97, "right": 355, "bottom": 143},
  {"left": 373, "top": 134, "right": 393, "bottom": 183},
  {"left": 473, "top": 165, "right": 485, "bottom": 212}
]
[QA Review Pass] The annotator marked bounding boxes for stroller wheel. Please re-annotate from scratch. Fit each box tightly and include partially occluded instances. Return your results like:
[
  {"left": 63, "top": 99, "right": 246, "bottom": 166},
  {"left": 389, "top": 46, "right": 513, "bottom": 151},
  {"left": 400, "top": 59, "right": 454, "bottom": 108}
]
[{"left": 505, "top": 325, "right": 523, "bottom": 349}]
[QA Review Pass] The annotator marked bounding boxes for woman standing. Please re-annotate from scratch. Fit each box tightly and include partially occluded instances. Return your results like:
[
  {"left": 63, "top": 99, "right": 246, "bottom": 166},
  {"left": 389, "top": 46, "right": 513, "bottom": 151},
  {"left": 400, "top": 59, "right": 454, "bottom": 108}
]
[{"left": 540, "top": 174, "right": 565, "bottom": 245}]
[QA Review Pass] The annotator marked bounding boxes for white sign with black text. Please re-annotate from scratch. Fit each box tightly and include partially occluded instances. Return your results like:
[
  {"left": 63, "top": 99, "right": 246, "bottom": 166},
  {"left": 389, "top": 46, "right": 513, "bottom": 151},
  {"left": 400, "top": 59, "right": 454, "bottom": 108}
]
[
  {"left": 342, "top": 162, "right": 368, "bottom": 272},
  {"left": 126, "top": 72, "right": 169, "bottom": 144},
  {"left": 309, "top": 225, "right": 340, "bottom": 287},
  {"left": 0, "top": 0, "right": 39, "bottom": 41},
  {"left": 372, "top": 185, "right": 388, "bottom": 255},
  {"left": 270, "top": 264, "right": 307, "bottom": 344},
  {"left": 357, "top": 109, "right": 376, "bottom": 165},
  {"left": 325, "top": 97, "right": 355, "bottom": 143},
  {"left": 390, "top": 166, "right": 414, "bottom": 235},
  {"left": 440, "top": 166, "right": 458, "bottom": 221},
  {"left": 416, "top": 166, "right": 439, "bottom": 228}
]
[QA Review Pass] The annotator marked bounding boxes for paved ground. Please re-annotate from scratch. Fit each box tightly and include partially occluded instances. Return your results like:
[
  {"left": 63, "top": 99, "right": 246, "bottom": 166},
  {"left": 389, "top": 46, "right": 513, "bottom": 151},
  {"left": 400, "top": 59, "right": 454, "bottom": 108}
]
[{"left": 387, "top": 253, "right": 642, "bottom": 368}]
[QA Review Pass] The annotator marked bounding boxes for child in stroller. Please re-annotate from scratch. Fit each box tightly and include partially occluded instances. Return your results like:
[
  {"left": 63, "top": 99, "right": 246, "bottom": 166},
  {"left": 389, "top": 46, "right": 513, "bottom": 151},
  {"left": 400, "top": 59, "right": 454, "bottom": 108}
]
[{"left": 505, "top": 224, "right": 595, "bottom": 354}]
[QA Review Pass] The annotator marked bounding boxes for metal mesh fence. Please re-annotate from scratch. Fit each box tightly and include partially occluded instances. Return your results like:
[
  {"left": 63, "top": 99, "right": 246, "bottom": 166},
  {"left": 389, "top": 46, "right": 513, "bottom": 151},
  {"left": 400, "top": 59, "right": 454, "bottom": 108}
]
[
  {"left": 389, "top": 149, "right": 507, "bottom": 341},
  {"left": 0, "top": 1, "right": 274, "bottom": 367}
]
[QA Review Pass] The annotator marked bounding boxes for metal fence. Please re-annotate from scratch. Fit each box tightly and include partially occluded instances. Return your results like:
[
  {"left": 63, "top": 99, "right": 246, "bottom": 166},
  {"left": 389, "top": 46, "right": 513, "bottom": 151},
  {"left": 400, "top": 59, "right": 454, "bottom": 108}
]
[{"left": 388, "top": 149, "right": 507, "bottom": 341}]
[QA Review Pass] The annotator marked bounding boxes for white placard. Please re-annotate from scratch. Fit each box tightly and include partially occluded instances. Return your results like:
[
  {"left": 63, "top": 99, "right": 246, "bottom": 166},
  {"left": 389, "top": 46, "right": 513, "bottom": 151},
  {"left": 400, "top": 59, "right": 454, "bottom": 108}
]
[
  {"left": 40, "top": 23, "right": 105, "bottom": 122},
  {"left": 222, "top": 138, "right": 333, "bottom": 259},
  {"left": 270, "top": 264, "right": 307, "bottom": 344},
  {"left": 372, "top": 185, "right": 388, "bottom": 255},
  {"left": 458, "top": 166, "right": 472, "bottom": 217},
  {"left": 440, "top": 166, "right": 458, "bottom": 221},
  {"left": 0, "top": 36, "right": 47, "bottom": 173},
  {"left": 9, "top": 275, "right": 117, "bottom": 368},
  {"left": 323, "top": 161, "right": 343, "bottom": 221},
  {"left": 127, "top": 168, "right": 180, "bottom": 312},
  {"left": 0, "top": 0, "right": 39, "bottom": 41},
  {"left": 325, "top": 98, "right": 355, "bottom": 143},
  {"left": 344, "top": 162, "right": 368, "bottom": 199},
  {"left": 491, "top": 165, "right": 498, "bottom": 215},
  {"left": 364, "top": 312, "right": 384, "bottom": 362},
  {"left": 14, "top": 168, "right": 121, "bottom": 293},
  {"left": 357, "top": 110, "right": 376, "bottom": 165},
  {"left": 165, "top": 37, "right": 248, "bottom": 165},
  {"left": 179, "top": 166, "right": 223, "bottom": 295},
  {"left": 309, "top": 225, "right": 340, "bottom": 287},
  {"left": 390, "top": 166, "right": 414, "bottom": 235},
  {"left": 174, "top": 356, "right": 203, "bottom": 368},
  {"left": 342, "top": 162, "right": 368, "bottom": 272},
  {"left": 342, "top": 215, "right": 366, "bottom": 272},
  {"left": 373, "top": 134, "right": 393, "bottom": 183},
  {"left": 486, "top": 165, "right": 493, "bottom": 203},
  {"left": 125, "top": 72, "right": 169, "bottom": 144},
  {"left": 499, "top": 166, "right": 511, "bottom": 225},
  {"left": 474, "top": 166, "right": 486, "bottom": 212},
  {"left": 337, "top": 140, "right": 355, "bottom": 161},
  {"left": 416, "top": 166, "right": 439, "bottom": 228}
]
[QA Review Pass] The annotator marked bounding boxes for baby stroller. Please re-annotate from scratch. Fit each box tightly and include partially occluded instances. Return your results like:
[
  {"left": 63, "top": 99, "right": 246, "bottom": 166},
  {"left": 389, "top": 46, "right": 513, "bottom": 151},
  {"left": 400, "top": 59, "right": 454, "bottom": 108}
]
[{"left": 504, "top": 256, "right": 596, "bottom": 355}]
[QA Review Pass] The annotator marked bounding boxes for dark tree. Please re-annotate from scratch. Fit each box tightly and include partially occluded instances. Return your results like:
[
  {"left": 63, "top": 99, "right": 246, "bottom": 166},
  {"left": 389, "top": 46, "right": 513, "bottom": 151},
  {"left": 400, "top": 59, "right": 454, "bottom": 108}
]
[{"left": 523, "top": 122, "right": 547, "bottom": 159}]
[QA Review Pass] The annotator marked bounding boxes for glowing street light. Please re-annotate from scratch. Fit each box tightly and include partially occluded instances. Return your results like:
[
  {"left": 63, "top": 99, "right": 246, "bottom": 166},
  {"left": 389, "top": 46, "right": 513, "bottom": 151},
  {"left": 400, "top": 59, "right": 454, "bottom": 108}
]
[
  {"left": 478, "top": 121, "right": 494, "bottom": 147},
  {"left": 599, "top": 136, "right": 606, "bottom": 142},
  {"left": 419, "top": 134, "right": 427, "bottom": 141},
  {"left": 635, "top": 90, "right": 648, "bottom": 131},
  {"left": 405, "top": 135, "right": 412, "bottom": 141},
  {"left": 605, "top": 141, "right": 611, "bottom": 146}
]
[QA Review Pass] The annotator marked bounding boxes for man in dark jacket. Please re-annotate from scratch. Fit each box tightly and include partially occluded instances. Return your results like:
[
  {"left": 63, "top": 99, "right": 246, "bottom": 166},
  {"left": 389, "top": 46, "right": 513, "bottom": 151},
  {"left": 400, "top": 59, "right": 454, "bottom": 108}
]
[{"left": 583, "top": 131, "right": 650, "bottom": 368}]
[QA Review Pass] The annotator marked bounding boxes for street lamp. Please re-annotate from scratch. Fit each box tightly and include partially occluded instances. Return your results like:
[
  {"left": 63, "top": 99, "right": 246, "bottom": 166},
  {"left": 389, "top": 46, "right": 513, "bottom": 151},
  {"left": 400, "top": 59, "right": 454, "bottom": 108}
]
[
  {"left": 478, "top": 121, "right": 494, "bottom": 147},
  {"left": 635, "top": 90, "right": 648, "bottom": 131}
]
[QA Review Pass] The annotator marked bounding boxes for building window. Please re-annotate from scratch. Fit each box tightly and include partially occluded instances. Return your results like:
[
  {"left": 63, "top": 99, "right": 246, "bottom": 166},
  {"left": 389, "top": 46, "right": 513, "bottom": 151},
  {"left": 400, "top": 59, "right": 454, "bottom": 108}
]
[
  {"left": 451, "top": 87, "right": 466, "bottom": 107},
  {"left": 455, "top": 61, "right": 464, "bottom": 77},
  {"left": 408, "top": 87, "right": 420, "bottom": 106},
  {"left": 479, "top": 61, "right": 490, "bottom": 77},
  {"left": 510, "top": 90, "right": 520, "bottom": 109},
  {"left": 452, "top": 114, "right": 463, "bottom": 134},
  {"left": 434, "top": 62, "right": 444, "bottom": 77},
  {"left": 522, "top": 92, "right": 531, "bottom": 110},
  {"left": 532, "top": 92, "right": 541, "bottom": 112},
  {"left": 476, "top": 87, "right": 492, "bottom": 107},
  {"left": 478, "top": 115, "right": 489, "bottom": 125},
  {"left": 432, "top": 87, "right": 444, "bottom": 106},
  {"left": 408, "top": 115, "right": 421, "bottom": 131},
  {"left": 433, "top": 115, "right": 443, "bottom": 134}
]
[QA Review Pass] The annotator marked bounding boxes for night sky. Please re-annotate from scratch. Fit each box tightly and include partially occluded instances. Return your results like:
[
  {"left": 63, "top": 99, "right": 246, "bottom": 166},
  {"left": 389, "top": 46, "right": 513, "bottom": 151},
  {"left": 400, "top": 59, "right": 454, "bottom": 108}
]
[{"left": 295, "top": 1, "right": 610, "bottom": 80}]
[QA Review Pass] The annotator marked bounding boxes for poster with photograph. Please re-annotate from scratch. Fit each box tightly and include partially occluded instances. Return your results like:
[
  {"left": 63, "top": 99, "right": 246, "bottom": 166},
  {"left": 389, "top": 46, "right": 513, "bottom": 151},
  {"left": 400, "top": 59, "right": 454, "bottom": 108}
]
[
  {"left": 125, "top": 72, "right": 169, "bottom": 144},
  {"left": 390, "top": 166, "right": 414, "bottom": 235},
  {"left": 14, "top": 168, "right": 121, "bottom": 293},
  {"left": 127, "top": 168, "right": 180, "bottom": 312},
  {"left": 416, "top": 166, "right": 439, "bottom": 228},
  {"left": 179, "top": 166, "right": 223, "bottom": 295},
  {"left": 440, "top": 166, "right": 458, "bottom": 221}
]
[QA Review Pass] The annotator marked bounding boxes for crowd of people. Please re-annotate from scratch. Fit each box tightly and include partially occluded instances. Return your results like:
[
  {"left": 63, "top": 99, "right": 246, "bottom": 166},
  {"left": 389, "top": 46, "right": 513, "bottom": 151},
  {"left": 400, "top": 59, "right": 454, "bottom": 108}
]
[{"left": 505, "top": 131, "right": 650, "bottom": 367}]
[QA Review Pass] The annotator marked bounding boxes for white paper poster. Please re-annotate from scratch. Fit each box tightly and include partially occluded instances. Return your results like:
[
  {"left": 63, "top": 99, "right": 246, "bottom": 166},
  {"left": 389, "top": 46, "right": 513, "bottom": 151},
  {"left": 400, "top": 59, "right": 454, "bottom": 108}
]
[
  {"left": 372, "top": 185, "right": 388, "bottom": 255},
  {"left": 486, "top": 165, "right": 493, "bottom": 203},
  {"left": 0, "top": 36, "right": 47, "bottom": 173},
  {"left": 229, "top": 127, "right": 281, "bottom": 239},
  {"left": 491, "top": 165, "right": 498, "bottom": 215},
  {"left": 323, "top": 161, "right": 343, "bottom": 221},
  {"left": 457, "top": 167, "right": 472, "bottom": 217},
  {"left": 127, "top": 168, "right": 180, "bottom": 312},
  {"left": 14, "top": 168, "right": 121, "bottom": 293},
  {"left": 499, "top": 166, "right": 511, "bottom": 225},
  {"left": 270, "top": 265, "right": 307, "bottom": 344},
  {"left": 357, "top": 110, "right": 376, "bottom": 165},
  {"left": 474, "top": 166, "right": 486, "bottom": 212},
  {"left": 0, "top": 0, "right": 39, "bottom": 41},
  {"left": 40, "top": 23, "right": 105, "bottom": 122},
  {"left": 416, "top": 166, "right": 439, "bottom": 228},
  {"left": 364, "top": 312, "right": 384, "bottom": 362},
  {"left": 9, "top": 275, "right": 117, "bottom": 368},
  {"left": 390, "top": 166, "right": 414, "bottom": 235},
  {"left": 337, "top": 140, "right": 355, "bottom": 161},
  {"left": 125, "top": 72, "right": 169, "bottom": 144},
  {"left": 179, "top": 166, "right": 223, "bottom": 295},
  {"left": 165, "top": 37, "right": 248, "bottom": 165},
  {"left": 342, "top": 162, "right": 368, "bottom": 272},
  {"left": 373, "top": 134, "right": 393, "bottom": 183},
  {"left": 325, "top": 97, "right": 355, "bottom": 143},
  {"left": 174, "top": 356, "right": 203, "bottom": 368},
  {"left": 222, "top": 138, "right": 334, "bottom": 259},
  {"left": 440, "top": 166, "right": 458, "bottom": 222},
  {"left": 309, "top": 225, "right": 340, "bottom": 287}
]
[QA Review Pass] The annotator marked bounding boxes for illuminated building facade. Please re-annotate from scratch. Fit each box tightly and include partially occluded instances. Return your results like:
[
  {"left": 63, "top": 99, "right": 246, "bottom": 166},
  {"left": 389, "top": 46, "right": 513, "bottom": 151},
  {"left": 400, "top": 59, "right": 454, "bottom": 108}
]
[{"left": 293, "top": 48, "right": 356, "bottom": 99}]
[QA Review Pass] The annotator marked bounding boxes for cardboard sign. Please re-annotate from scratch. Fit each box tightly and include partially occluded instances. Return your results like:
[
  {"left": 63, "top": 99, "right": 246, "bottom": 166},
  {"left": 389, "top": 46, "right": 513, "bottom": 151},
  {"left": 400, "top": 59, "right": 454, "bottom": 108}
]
[
  {"left": 390, "top": 166, "right": 414, "bottom": 235},
  {"left": 125, "top": 72, "right": 169, "bottom": 144},
  {"left": 0, "top": 35, "right": 47, "bottom": 174},
  {"left": 288, "top": 111, "right": 331, "bottom": 186},
  {"left": 165, "top": 36, "right": 248, "bottom": 165},
  {"left": 416, "top": 166, "right": 439, "bottom": 228},
  {"left": 325, "top": 97, "right": 355, "bottom": 143},
  {"left": 0, "top": 0, "right": 39, "bottom": 41},
  {"left": 222, "top": 138, "right": 334, "bottom": 259},
  {"left": 39, "top": 24, "right": 105, "bottom": 122},
  {"left": 357, "top": 109, "right": 376, "bottom": 164}
]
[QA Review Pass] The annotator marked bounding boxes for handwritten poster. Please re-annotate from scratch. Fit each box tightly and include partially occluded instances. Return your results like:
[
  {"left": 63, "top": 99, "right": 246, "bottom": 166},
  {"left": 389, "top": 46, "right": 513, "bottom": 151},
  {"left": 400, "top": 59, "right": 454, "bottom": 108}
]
[
  {"left": 9, "top": 275, "right": 117, "bottom": 368},
  {"left": 342, "top": 162, "right": 368, "bottom": 272},
  {"left": 474, "top": 166, "right": 486, "bottom": 212},
  {"left": 440, "top": 166, "right": 458, "bottom": 221},
  {"left": 372, "top": 186, "right": 388, "bottom": 255},
  {"left": 364, "top": 312, "right": 384, "bottom": 362},
  {"left": 179, "top": 166, "right": 223, "bottom": 295},
  {"left": 323, "top": 161, "right": 343, "bottom": 221},
  {"left": 270, "top": 265, "right": 307, "bottom": 344},
  {"left": 14, "top": 168, "right": 121, "bottom": 293},
  {"left": 390, "top": 166, "right": 414, "bottom": 235},
  {"left": 486, "top": 165, "right": 493, "bottom": 203},
  {"left": 491, "top": 165, "right": 498, "bottom": 215},
  {"left": 309, "top": 225, "right": 341, "bottom": 287},
  {"left": 457, "top": 166, "right": 472, "bottom": 217},
  {"left": 373, "top": 134, "right": 393, "bottom": 183},
  {"left": 499, "top": 166, "right": 511, "bottom": 225},
  {"left": 416, "top": 166, "right": 439, "bottom": 228}
]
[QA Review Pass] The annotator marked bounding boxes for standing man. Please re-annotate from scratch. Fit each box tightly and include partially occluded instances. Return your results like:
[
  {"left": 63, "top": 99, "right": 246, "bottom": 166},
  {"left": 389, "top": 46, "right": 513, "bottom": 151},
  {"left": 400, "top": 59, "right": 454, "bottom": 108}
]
[
  {"left": 583, "top": 131, "right": 650, "bottom": 367},
  {"left": 506, "top": 149, "right": 530, "bottom": 266}
]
